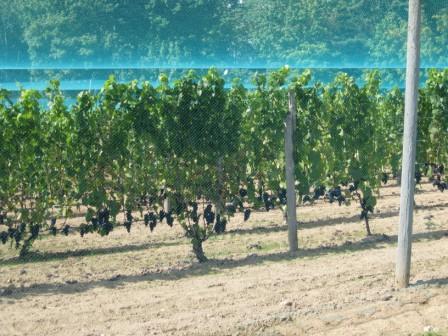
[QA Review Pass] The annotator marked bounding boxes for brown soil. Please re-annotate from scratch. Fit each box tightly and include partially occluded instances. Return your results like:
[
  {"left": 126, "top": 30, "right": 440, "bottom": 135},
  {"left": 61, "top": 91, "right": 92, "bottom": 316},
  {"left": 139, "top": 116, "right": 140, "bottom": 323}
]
[{"left": 0, "top": 181, "right": 447, "bottom": 336}]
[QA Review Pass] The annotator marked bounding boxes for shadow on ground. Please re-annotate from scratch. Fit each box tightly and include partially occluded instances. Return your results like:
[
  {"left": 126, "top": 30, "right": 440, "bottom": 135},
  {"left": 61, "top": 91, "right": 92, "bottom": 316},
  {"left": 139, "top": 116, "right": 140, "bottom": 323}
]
[
  {"left": 0, "top": 239, "right": 183, "bottom": 266},
  {"left": 2, "top": 229, "right": 447, "bottom": 300},
  {"left": 229, "top": 200, "right": 448, "bottom": 235},
  {"left": 411, "top": 277, "right": 448, "bottom": 287},
  {"left": 2, "top": 199, "right": 447, "bottom": 266}
]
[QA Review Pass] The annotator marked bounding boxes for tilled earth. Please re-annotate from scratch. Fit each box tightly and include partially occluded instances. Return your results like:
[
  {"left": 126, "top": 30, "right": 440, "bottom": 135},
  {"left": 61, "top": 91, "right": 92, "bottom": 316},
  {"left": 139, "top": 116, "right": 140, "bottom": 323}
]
[{"left": 0, "top": 181, "right": 447, "bottom": 336}]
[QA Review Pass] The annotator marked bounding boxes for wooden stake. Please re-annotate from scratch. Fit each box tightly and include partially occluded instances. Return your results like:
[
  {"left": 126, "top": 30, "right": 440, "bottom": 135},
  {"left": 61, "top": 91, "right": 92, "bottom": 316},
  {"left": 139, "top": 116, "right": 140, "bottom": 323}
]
[
  {"left": 163, "top": 196, "right": 171, "bottom": 213},
  {"left": 396, "top": 0, "right": 421, "bottom": 288},
  {"left": 285, "top": 90, "right": 298, "bottom": 252}
]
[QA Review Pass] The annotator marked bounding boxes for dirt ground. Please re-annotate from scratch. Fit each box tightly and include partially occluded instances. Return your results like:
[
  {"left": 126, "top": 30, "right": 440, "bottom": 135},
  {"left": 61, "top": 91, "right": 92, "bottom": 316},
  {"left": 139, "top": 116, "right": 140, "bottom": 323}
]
[{"left": 1, "top": 181, "right": 448, "bottom": 336}]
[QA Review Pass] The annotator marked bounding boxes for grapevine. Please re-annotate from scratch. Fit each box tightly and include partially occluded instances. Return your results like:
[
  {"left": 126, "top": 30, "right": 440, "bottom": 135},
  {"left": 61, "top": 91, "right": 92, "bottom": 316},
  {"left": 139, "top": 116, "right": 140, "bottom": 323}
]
[{"left": 0, "top": 69, "right": 447, "bottom": 261}]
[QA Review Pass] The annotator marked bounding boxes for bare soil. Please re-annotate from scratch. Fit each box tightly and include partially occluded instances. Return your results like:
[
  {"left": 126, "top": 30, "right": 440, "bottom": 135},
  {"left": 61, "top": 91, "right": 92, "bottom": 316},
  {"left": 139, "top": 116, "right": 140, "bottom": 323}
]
[{"left": 0, "top": 181, "right": 447, "bottom": 336}]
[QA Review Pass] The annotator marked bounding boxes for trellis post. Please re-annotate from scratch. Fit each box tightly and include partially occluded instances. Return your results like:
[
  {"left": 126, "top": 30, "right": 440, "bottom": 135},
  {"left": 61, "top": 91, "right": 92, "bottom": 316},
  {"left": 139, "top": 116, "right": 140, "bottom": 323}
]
[
  {"left": 396, "top": 0, "right": 421, "bottom": 288},
  {"left": 285, "top": 90, "right": 298, "bottom": 252}
]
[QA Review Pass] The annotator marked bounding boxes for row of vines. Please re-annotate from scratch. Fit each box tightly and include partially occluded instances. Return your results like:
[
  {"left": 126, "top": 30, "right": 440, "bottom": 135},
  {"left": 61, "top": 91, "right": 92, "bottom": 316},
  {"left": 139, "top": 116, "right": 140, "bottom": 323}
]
[{"left": 0, "top": 68, "right": 447, "bottom": 261}]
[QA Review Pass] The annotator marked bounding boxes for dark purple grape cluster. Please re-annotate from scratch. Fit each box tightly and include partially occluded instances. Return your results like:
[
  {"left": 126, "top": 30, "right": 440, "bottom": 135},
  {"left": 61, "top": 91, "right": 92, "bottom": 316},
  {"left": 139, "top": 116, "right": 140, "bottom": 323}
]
[
  {"left": 243, "top": 208, "right": 251, "bottom": 222},
  {"left": 278, "top": 188, "right": 287, "bottom": 205},
  {"left": 239, "top": 188, "right": 248, "bottom": 198},
  {"left": 313, "top": 185, "right": 326, "bottom": 200},
  {"left": 214, "top": 214, "right": 227, "bottom": 234},
  {"left": 381, "top": 172, "right": 388, "bottom": 185},
  {"left": 204, "top": 204, "right": 215, "bottom": 225},
  {"left": 49, "top": 217, "right": 57, "bottom": 236},
  {"left": 0, "top": 231, "right": 8, "bottom": 244},
  {"left": 166, "top": 211, "right": 174, "bottom": 227},
  {"left": 262, "top": 192, "right": 275, "bottom": 211},
  {"left": 190, "top": 202, "right": 200, "bottom": 224},
  {"left": 124, "top": 210, "right": 133, "bottom": 233},
  {"left": 79, "top": 223, "right": 88, "bottom": 237},
  {"left": 415, "top": 170, "right": 422, "bottom": 184},
  {"left": 327, "top": 186, "right": 345, "bottom": 206},
  {"left": 144, "top": 212, "right": 157, "bottom": 232},
  {"left": 62, "top": 225, "right": 70, "bottom": 236},
  {"left": 433, "top": 176, "right": 447, "bottom": 192},
  {"left": 98, "top": 208, "right": 113, "bottom": 236}
]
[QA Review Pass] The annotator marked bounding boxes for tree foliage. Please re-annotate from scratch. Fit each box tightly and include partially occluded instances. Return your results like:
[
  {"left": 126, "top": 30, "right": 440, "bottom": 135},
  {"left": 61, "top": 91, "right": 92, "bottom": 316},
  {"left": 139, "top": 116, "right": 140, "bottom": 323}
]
[{"left": 1, "top": 0, "right": 447, "bottom": 67}]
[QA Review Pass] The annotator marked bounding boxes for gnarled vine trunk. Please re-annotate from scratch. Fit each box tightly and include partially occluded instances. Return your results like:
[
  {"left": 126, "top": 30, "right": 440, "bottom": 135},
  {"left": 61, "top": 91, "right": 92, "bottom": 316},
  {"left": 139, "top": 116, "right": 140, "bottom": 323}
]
[
  {"left": 192, "top": 239, "right": 207, "bottom": 263},
  {"left": 19, "top": 238, "right": 34, "bottom": 258},
  {"left": 364, "top": 216, "right": 372, "bottom": 236}
]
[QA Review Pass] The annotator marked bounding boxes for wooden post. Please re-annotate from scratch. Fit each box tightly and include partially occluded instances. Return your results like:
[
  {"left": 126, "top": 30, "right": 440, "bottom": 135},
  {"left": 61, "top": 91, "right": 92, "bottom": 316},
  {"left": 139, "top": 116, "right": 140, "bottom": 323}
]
[
  {"left": 216, "top": 157, "right": 224, "bottom": 216},
  {"left": 285, "top": 91, "right": 298, "bottom": 252},
  {"left": 163, "top": 196, "right": 171, "bottom": 213},
  {"left": 396, "top": 0, "right": 421, "bottom": 288}
]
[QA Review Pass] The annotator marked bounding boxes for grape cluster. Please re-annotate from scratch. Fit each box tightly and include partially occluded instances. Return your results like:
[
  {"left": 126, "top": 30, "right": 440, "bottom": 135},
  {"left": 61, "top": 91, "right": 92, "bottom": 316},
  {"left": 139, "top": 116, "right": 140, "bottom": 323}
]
[
  {"left": 237, "top": 188, "right": 252, "bottom": 221},
  {"left": 204, "top": 204, "right": 215, "bottom": 225},
  {"left": 159, "top": 209, "right": 166, "bottom": 221},
  {"left": 190, "top": 202, "right": 200, "bottom": 224},
  {"left": 426, "top": 163, "right": 445, "bottom": 175},
  {"left": 0, "top": 188, "right": 257, "bottom": 250},
  {"left": 278, "top": 188, "right": 287, "bottom": 205},
  {"left": 314, "top": 185, "right": 326, "bottom": 200},
  {"left": 144, "top": 212, "right": 158, "bottom": 232},
  {"left": 425, "top": 162, "right": 446, "bottom": 192},
  {"left": 166, "top": 211, "right": 174, "bottom": 227},
  {"left": 262, "top": 192, "right": 275, "bottom": 211},
  {"left": 3, "top": 223, "right": 26, "bottom": 248},
  {"left": 137, "top": 194, "right": 157, "bottom": 208},
  {"left": 349, "top": 181, "right": 359, "bottom": 193},
  {"left": 0, "top": 212, "right": 8, "bottom": 243},
  {"left": 79, "top": 223, "right": 88, "bottom": 237},
  {"left": 381, "top": 172, "right": 388, "bottom": 185},
  {"left": 301, "top": 185, "right": 326, "bottom": 204},
  {"left": 225, "top": 202, "right": 236, "bottom": 215},
  {"left": 214, "top": 214, "right": 227, "bottom": 234},
  {"left": 98, "top": 208, "right": 113, "bottom": 236},
  {"left": 124, "top": 210, "right": 133, "bottom": 233},
  {"left": 62, "top": 225, "right": 70, "bottom": 236},
  {"left": 29, "top": 224, "right": 39, "bottom": 240},
  {"left": 415, "top": 170, "right": 422, "bottom": 184},
  {"left": 50, "top": 217, "right": 57, "bottom": 236},
  {"left": 243, "top": 209, "right": 251, "bottom": 222},
  {"left": 77, "top": 208, "right": 113, "bottom": 238},
  {"left": 327, "top": 186, "right": 346, "bottom": 206},
  {"left": 0, "top": 231, "right": 7, "bottom": 244},
  {"left": 239, "top": 188, "right": 248, "bottom": 198},
  {"left": 433, "top": 176, "right": 447, "bottom": 192},
  {"left": 302, "top": 195, "right": 313, "bottom": 204},
  {"left": 79, "top": 216, "right": 101, "bottom": 238},
  {"left": 200, "top": 204, "right": 226, "bottom": 234}
]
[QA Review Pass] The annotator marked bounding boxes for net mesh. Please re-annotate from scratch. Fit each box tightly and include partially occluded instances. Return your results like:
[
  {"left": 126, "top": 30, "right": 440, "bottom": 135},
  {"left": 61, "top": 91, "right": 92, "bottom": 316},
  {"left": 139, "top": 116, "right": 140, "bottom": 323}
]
[
  {"left": 0, "top": 0, "right": 447, "bottom": 68},
  {"left": 1, "top": 0, "right": 447, "bottom": 90},
  {"left": 0, "top": 0, "right": 447, "bottom": 290}
]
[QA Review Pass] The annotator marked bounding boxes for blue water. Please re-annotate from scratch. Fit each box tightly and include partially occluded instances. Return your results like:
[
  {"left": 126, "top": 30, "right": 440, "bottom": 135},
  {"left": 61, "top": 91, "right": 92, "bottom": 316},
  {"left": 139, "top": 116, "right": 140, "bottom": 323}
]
[{"left": 0, "top": 67, "right": 438, "bottom": 95}]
